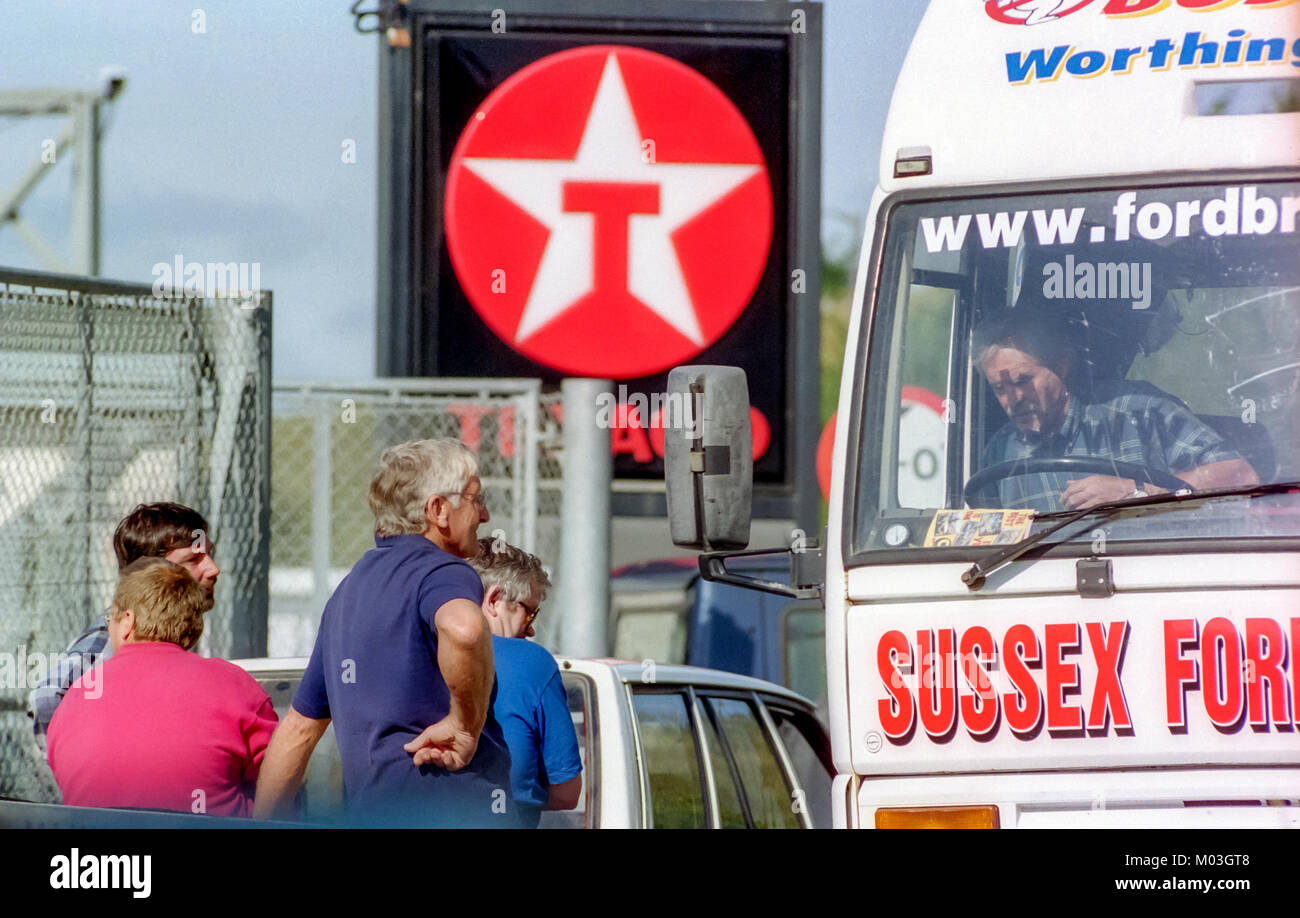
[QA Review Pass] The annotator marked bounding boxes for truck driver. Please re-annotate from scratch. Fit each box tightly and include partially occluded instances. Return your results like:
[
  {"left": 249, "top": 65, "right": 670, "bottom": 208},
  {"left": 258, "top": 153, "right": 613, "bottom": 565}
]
[{"left": 974, "top": 309, "right": 1258, "bottom": 512}]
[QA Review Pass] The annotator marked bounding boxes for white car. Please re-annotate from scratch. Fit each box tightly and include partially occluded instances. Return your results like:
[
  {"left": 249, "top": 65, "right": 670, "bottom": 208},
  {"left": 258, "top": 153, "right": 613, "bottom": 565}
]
[{"left": 240, "top": 655, "right": 834, "bottom": 829}]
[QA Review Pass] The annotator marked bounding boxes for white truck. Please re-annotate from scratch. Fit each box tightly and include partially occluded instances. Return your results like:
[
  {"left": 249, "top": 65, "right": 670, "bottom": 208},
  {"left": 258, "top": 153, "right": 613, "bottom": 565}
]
[{"left": 666, "top": 0, "right": 1300, "bottom": 828}]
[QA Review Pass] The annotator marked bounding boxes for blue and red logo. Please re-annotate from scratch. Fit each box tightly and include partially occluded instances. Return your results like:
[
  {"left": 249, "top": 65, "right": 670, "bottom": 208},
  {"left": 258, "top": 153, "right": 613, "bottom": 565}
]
[
  {"left": 987, "top": 0, "right": 1296, "bottom": 26},
  {"left": 985, "top": 1, "right": 1096, "bottom": 26}
]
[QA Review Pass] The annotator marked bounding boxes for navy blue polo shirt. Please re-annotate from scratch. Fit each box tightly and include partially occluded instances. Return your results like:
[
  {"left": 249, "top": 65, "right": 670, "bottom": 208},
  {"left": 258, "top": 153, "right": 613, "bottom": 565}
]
[{"left": 293, "top": 533, "right": 515, "bottom": 827}]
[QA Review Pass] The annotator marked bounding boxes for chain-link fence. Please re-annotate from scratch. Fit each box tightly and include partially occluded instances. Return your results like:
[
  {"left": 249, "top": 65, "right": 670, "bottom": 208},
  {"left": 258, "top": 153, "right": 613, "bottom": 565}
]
[
  {"left": 0, "top": 267, "right": 270, "bottom": 802},
  {"left": 537, "top": 389, "right": 564, "bottom": 623},
  {"left": 269, "top": 380, "right": 564, "bottom": 656}
]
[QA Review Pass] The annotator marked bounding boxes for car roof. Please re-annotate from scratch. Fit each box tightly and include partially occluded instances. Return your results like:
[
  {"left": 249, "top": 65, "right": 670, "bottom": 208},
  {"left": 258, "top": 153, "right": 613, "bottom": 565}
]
[
  {"left": 235, "top": 657, "right": 310, "bottom": 674},
  {"left": 554, "top": 657, "right": 814, "bottom": 707},
  {"left": 234, "top": 655, "right": 816, "bottom": 710}
]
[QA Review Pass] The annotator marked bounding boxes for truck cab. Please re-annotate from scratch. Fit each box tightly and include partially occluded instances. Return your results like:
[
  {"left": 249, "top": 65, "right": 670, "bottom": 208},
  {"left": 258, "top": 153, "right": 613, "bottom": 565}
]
[{"left": 667, "top": 0, "right": 1300, "bottom": 829}]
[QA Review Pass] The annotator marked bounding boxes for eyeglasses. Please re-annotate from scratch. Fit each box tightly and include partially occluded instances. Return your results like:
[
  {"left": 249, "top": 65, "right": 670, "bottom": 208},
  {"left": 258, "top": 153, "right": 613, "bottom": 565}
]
[
  {"left": 444, "top": 488, "right": 489, "bottom": 513},
  {"left": 515, "top": 598, "right": 541, "bottom": 629}
]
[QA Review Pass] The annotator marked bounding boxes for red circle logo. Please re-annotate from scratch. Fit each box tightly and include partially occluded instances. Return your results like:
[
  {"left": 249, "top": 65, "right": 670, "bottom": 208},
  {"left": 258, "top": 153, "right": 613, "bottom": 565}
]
[
  {"left": 984, "top": 1, "right": 1095, "bottom": 26},
  {"left": 444, "top": 46, "right": 773, "bottom": 378}
]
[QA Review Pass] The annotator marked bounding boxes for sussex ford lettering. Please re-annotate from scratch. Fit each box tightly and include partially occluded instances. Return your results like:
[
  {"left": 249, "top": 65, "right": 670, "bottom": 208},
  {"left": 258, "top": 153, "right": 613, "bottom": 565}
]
[{"left": 873, "top": 617, "right": 1298, "bottom": 743}]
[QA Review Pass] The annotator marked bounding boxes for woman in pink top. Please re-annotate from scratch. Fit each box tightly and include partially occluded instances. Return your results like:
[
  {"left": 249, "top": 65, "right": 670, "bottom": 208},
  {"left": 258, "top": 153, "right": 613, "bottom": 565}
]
[{"left": 47, "top": 557, "right": 278, "bottom": 818}]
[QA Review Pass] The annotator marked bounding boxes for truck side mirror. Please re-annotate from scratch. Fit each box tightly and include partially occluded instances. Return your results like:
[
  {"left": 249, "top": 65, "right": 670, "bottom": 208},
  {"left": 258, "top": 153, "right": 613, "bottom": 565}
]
[{"left": 664, "top": 365, "right": 753, "bottom": 550}]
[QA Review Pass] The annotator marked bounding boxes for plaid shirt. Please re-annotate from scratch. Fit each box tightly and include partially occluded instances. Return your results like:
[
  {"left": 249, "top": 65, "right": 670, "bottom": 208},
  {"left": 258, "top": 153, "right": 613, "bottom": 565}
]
[
  {"left": 28, "top": 614, "right": 113, "bottom": 756},
  {"left": 980, "top": 381, "right": 1240, "bottom": 513}
]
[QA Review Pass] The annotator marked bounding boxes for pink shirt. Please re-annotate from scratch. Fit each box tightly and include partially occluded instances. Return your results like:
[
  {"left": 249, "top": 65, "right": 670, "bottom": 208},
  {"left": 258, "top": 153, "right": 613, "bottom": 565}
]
[{"left": 47, "top": 641, "right": 278, "bottom": 817}]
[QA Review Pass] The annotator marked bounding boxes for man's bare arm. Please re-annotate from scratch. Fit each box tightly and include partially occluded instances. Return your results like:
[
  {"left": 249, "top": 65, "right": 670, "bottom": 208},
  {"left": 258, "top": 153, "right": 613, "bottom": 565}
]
[
  {"left": 1062, "top": 459, "right": 1260, "bottom": 509},
  {"left": 1174, "top": 457, "right": 1259, "bottom": 492},
  {"left": 545, "top": 774, "right": 582, "bottom": 811},
  {"left": 405, "top": 597, "right": 494, "bottom": 770},
  {"left": 437, "top": 598, "right": 494, "bottom": 734},
  {"left": 253, "top": 706, "right": 330, "bottom": 820}
]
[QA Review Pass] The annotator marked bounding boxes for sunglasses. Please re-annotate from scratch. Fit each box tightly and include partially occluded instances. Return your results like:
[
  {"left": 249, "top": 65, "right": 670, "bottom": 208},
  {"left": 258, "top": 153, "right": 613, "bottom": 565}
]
[{"left": 516, "top": 598, "right": 541, "bottom": 628}]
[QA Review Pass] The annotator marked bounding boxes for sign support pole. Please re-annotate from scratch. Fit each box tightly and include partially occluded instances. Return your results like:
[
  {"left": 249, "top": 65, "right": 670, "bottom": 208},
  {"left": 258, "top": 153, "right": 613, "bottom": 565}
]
[{"left": 553, "top": 378, "right": 612, "bottom": 657}]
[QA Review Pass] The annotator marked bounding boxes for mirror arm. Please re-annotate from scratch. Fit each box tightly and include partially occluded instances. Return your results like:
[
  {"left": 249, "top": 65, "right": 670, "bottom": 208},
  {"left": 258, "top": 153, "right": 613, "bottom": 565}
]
[{"left": 698, "top": 546, "right": 825, "bottom": 600}]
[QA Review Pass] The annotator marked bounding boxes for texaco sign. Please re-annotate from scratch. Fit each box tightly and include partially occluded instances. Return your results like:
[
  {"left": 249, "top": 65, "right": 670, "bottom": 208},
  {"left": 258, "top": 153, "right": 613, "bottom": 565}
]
[{"left": 443, "top": 45, "right": 774, "bottom": 379}]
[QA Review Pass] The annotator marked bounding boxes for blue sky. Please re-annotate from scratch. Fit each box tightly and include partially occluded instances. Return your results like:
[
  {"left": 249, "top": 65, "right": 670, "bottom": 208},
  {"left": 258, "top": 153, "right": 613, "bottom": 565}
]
[{"left": 0, "top": 0, "right": 926, "bottom": 379}]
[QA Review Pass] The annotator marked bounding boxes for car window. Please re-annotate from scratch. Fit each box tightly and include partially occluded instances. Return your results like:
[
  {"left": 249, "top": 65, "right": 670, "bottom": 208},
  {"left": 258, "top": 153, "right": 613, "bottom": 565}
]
[
  {"left": 767, "top": 704, "right": 833, "bottom": 829},
  {"left": 612, "top": 603, "right": 687, "bottom": 665},
  {"left": 782, "top": 605, "right": 826, "bottom": 709},
  {"left": 249, "top": 671, "right": 343, "bottom": 823},
  {"left": 703, "top": 696, "right": 798, "bottom": 828},
  {"left": 698, "top": 701, "right": 751, "bottom": 828},
  {"left": 538, "top": 672, "right": 595, "bottom": 829},
  {"left": 631, "top": 691, "right": 706, "bottom": 829}
]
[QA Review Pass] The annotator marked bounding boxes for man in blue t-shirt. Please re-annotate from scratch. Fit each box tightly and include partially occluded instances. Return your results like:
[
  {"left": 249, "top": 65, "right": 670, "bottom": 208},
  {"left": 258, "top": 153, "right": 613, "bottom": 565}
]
[
  {"left": 254, "top": 439, "right": 515, "bottom": 827},
  {"left": 470, "top": 537, "right": 582, "bottom": 829}
]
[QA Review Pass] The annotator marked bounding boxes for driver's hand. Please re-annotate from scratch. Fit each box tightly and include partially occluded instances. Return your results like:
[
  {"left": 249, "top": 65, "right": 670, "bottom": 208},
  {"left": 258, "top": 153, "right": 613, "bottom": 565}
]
[{"left": 1061, "top": 476, "right": 1136, "bottom": 510}]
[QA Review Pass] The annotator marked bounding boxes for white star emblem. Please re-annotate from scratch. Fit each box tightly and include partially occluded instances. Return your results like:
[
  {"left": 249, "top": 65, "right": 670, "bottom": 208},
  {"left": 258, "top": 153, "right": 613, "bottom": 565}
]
[{"left": 459, "top": 52, "right": 761, "bottom": 346}]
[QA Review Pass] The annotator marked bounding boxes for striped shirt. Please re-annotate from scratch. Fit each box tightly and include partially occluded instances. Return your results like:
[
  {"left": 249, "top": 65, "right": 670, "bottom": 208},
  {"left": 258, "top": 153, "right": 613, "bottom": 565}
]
[
  {"left": 980, "top": 381, "right": 1240, "bottom": 513},
  {"left": 29, "top": 615, "right": 113, "bottom": 756}
]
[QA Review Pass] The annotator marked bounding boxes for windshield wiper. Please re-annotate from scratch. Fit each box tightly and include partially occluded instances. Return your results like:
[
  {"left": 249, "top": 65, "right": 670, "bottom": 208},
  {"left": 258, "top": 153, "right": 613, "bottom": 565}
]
[{"left": 960, "top": 480, "right": 1300, "bottom": 591}]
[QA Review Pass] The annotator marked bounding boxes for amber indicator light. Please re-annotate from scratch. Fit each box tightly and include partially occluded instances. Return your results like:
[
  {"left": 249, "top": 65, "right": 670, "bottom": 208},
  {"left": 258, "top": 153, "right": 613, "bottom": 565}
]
[{"left": 875, "top": 805, "right": 1000, "bottom": 829}]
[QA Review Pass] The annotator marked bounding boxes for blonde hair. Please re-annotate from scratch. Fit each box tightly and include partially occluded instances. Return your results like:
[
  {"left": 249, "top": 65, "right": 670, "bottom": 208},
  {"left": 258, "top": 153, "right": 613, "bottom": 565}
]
[
  {"left": 367, "top": 439, "right": 479, "bottom": 537},
  {"left": 110, "top": 557, "right": 207, "bottom": 650}
]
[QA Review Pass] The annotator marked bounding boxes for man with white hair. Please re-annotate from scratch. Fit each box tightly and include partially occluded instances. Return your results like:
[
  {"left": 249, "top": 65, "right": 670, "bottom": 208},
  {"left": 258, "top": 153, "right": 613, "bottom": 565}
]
[
  {"left": 254, "top": 438, "right": 514, "bottom": 827},
  {"left": 469, "top": 537, "right": 582, "bottom": 828}
]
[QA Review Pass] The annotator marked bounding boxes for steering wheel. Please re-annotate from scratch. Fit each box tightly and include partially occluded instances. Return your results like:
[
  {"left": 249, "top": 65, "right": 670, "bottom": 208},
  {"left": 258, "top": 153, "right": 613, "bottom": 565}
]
[{"left": 963, "top": 457, "right": 1189, "bottom": 508}]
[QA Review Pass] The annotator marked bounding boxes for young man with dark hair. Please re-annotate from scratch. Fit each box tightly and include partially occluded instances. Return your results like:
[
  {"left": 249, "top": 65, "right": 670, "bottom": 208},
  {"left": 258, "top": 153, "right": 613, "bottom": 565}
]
[{"left": 28, "top": 501, "right": 221, "bottom": 754}]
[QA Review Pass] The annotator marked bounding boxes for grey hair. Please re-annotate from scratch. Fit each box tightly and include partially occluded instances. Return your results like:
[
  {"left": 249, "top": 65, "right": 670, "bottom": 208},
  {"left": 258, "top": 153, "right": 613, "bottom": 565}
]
[
  {"left": 467, "top": 536, "right": 551, "bottom": 603},
  {"left": 972, "top": 309, "right": 1077, "bottom": 378},
  {"left": 368, "top": 439, "right": 479, "bottom": 537}
]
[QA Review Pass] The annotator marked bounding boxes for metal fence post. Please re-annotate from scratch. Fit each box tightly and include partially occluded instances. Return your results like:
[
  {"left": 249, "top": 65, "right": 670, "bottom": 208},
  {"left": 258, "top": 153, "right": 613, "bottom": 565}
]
[
  {"left": 312, "top": 395, "right": 334, "bottom": 619},
  {"left": 70, "top": 97, "right": 100, "bottom": 276},
  {"left": 553, "top": 378, "right": 611, "bottom": 658},
  {"left": 519, "top": 387, "right": 538, "bottom": 555}
]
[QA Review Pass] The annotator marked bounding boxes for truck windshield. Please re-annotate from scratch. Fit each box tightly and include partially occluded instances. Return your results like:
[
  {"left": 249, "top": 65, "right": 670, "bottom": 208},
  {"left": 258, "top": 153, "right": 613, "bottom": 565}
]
[{"left": 852, "top": 179, "right": 1300, "bottom": 555}]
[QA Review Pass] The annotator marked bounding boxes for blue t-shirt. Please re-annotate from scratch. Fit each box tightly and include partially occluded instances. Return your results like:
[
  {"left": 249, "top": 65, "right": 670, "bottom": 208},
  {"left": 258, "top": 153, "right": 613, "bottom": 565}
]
[
  {"left": 293, "top": 534, "right": 515, "bottom": 827},
  {"left": 491, "top": 635, "right": 583, "bottom": 829}
]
